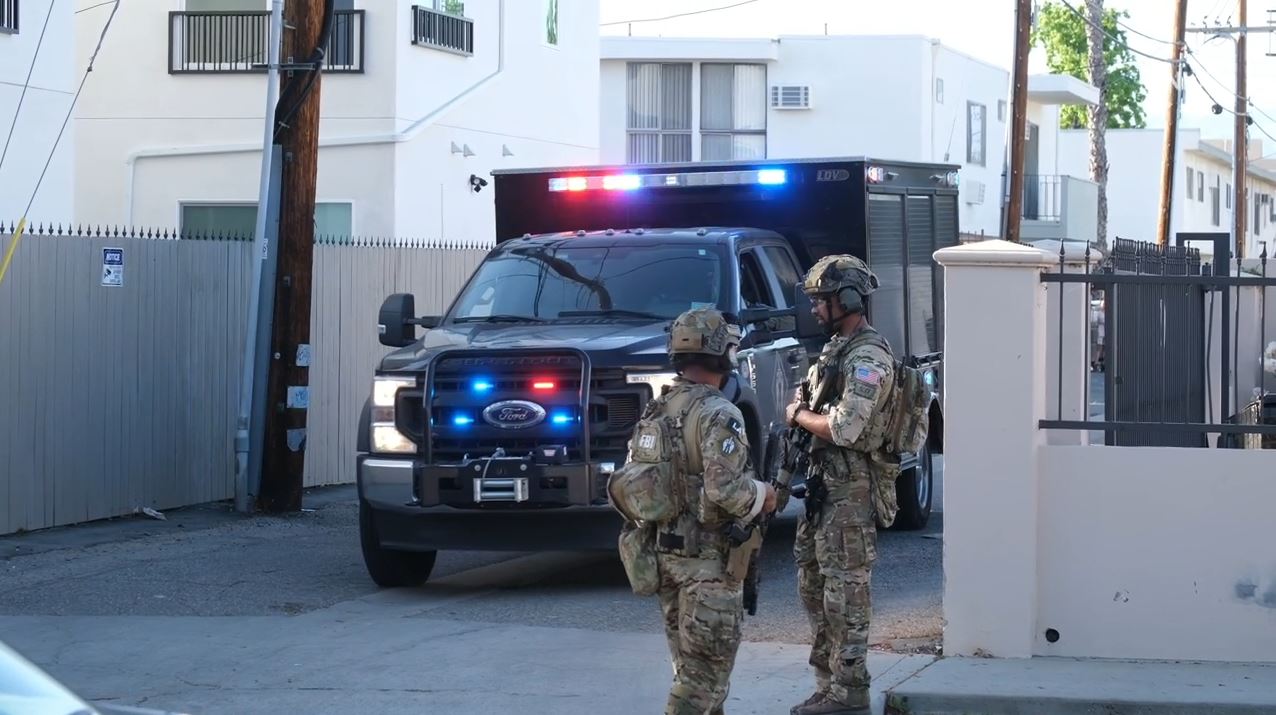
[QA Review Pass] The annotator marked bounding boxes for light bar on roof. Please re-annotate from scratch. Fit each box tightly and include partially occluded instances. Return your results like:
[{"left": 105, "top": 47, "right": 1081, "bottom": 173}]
[{"left": 546, "top": 168, "right": 790, "bottom": 192}]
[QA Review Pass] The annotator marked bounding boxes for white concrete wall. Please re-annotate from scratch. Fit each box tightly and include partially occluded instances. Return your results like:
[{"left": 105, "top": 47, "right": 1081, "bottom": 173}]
[
  {"left": 74, "top": 0, "right": 599, "bottom": 241},
  {"left": 1038, "top": 446, "right": 1276, "bottom": 662},
  {"left": 0, "top": 0, "right": 76, "bottom": 223},
  {"left": 937, "top": 238, "right": 1276, "bottom": 664},
  {"left": 1060, "top": 127, "right": 1276, "bottom": 255},
  {"left": 1059, "top": 128, "right": 1172, "bottom": 245},
  {"left": 395, "top": 0, "right": 600, "bottom": 242}
]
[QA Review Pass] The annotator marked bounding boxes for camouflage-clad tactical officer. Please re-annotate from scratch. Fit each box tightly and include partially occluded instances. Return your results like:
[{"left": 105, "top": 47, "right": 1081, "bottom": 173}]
[
  {"left": 785, "top": 256, "right": 897, "bottom": 715},
  {"left": 621, "top": 307, "right": 778, "bottom": 715}
]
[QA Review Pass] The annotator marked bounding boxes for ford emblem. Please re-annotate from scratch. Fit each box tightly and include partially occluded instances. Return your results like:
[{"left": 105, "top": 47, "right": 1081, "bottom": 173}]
[{"left": 482, "top": 400, "right": 546, "bottom": 429}]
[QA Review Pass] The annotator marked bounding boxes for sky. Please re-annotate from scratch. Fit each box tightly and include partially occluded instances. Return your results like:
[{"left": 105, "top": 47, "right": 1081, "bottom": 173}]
[{"left": 598, "top": 0, "right": 1276, "bottom": 159}]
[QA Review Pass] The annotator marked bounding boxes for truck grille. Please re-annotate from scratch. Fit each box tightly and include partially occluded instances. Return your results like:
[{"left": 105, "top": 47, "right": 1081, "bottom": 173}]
[{"left": 422, "top": 352, "right": 646, "bottom": 464}]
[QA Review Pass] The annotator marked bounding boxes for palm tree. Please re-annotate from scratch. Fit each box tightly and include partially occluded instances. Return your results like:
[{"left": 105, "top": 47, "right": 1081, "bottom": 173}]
[{"left": 1086, "top": 0, "right": 1109, "bottom": 249}]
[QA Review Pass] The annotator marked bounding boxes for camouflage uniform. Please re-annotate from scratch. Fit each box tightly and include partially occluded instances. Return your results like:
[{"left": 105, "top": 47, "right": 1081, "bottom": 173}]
[
  {"left": 618, "top": 308, "right": 767, "bottom": 715},
  {"left": 793, "top": 256, "right": 896, "bottom": 714}
]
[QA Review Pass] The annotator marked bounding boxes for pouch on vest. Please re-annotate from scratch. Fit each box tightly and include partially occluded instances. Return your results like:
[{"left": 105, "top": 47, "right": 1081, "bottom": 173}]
[
  {"left": 617, "top": 521, "right": 660, "bottom": 596},
  {"left": 607, "top": 407, "right": 681, "bottom": 524}
]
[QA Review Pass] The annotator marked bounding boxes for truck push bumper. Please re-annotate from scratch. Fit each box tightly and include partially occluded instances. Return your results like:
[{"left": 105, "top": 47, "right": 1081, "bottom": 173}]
[{"left": 357, "top": 455, "right": 624, "bottom": 552}]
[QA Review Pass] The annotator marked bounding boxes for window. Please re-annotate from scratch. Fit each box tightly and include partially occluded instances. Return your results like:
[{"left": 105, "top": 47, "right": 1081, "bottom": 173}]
[
  {"left": 762, "top": 245, "right": 800, "bottom": 332},
  {"left": 967, "top": 102, "right": 986, "bottom": 166},
  {"left": 1227, "top": 183, "right": 1232, "bottom": 209},
  {"left": 1211, "top": 185, "right": 1220, "bottom": 226},
  {"left": 626, "top": 63, "right": 692, "bottom": 163},
  {"left": 738, "top": 251, "right": 774, "bottom": 309},
  {"left": 0, "top": 0, "right": 18, "bottom": 33},
  {"left": 180, "top": 202, "right": 353, "bottom": 240},
  {"left": 448, "top": 243, "right": 730, "bottom": 321},
  {"left": 700, "top": 63, "right": 767, "bottom": 161},
  {"left": 1186, "top": 167, "right": 1194, "bottom": 199},
  {"left": 1198, "top": 171, "right": 1204, "bottom": 202},
  {"left": 998, "top": 99, "right": 1007, "bottom": 121},
  {"left": 935, "top": 78, "right": 944, "bottom": 104}
]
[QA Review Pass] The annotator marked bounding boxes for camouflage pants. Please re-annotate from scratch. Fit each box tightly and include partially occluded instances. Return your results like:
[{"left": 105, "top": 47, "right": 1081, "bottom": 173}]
[
  {"left": 794, "top": 494, "right": 878, "bottom": 709},
  {"left": 657, "top": 551, "right": 743, "bottom": 715}
]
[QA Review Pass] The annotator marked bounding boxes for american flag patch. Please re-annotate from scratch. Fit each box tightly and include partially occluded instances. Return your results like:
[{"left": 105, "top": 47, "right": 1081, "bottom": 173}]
[{"left": 854, "top": 366, "right": 882, "bottom": 385}]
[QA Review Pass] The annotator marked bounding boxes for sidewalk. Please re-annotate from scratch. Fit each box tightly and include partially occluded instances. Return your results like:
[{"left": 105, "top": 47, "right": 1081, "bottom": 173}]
[
  {"left": 0, "top": 594, "right": 933, "bottom": 715},
  {"left": 885, "top": 654, "right": 1276, "bottom": 715}
]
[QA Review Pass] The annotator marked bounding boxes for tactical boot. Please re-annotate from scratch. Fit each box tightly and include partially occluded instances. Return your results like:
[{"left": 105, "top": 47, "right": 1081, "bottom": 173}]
[
  {"left": 790, "top": 691, "right": 828, "bottom": 715},
  {"left": 793, "top": 699, "right": 872, "bottom": 715}
]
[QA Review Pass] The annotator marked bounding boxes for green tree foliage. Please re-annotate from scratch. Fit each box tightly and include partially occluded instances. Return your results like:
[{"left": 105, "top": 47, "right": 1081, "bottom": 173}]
[{"left": 1031, "top": 2, "right": 1148, "bottom": 129}]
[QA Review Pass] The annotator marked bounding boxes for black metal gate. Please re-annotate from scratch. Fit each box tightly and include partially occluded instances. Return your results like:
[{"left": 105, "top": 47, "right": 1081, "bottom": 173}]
[{"left": 1103, "top": 239, "right": 1207, "bottom": 447}]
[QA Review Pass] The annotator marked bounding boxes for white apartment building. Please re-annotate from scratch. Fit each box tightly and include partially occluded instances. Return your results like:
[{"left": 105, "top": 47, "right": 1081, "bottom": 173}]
[
  {"left": 73, "top": 0, "right": 599, "bottom": 242},
  {"left": 0, "top": 0, "right": 76, "bottom": 223},
  {"left": 599, "top": 35, "right": 1099, "bottom": 241},
  {"left": 1059, "top": 129, "right": 1276, "bottom": 259}
]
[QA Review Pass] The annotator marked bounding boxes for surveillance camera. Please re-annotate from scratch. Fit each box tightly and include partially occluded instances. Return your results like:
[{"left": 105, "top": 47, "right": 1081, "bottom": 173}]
[{"left": 469, "top": 174, "right": 489, "bottom": 193}]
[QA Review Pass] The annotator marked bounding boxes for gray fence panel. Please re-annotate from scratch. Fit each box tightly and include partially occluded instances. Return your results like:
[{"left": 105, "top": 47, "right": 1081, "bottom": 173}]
[{"left": 1, "top": 229, "right": 485, "bottom": 535}]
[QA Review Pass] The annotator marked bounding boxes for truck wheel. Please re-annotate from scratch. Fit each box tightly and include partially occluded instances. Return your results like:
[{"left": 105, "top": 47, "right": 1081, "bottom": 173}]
[
  {"left": 891, "top": 443, "right": 933, "bottom": 531},
  {"left": 359, "top": 500, "right": 437, "bottom": 587}
]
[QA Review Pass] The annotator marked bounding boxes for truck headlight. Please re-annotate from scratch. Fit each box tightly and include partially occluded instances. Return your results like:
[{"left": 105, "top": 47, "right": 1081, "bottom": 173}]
[
  {"left": 626, "top": 371, "right": 677, "bottom": 398},
  {"left": 371, "top": 375, "right": 416, "bottom": 454}
]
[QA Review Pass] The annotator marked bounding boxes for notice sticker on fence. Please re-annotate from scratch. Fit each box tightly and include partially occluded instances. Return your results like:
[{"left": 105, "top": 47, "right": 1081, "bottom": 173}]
[{"left": 101, "top": 248, "right": 123, "bottom": 287}]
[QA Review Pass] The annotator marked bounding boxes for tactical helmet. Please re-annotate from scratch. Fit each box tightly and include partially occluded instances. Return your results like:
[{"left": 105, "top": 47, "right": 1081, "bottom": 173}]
[
  {"left": 802, "top": 254, "right": 879, "bottom": 314},
  {"left": 667, "top": 307, "right": 742, "bottom": 360}
]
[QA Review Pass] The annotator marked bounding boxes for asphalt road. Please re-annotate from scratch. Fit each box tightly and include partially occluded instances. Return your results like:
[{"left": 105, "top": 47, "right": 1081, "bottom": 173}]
[{"left": 0, "top": 474, "right": 943, "bottom": 652}]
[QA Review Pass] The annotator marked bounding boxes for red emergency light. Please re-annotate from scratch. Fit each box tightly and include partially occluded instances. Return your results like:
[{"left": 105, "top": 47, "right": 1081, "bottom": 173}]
[{"left": 532, "top": 380, "right": 556, "bottom": 391}]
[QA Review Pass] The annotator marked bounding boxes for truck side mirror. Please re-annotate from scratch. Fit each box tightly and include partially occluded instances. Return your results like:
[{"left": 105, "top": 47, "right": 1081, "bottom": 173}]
[
  {"left": 793, "top": 286, "right": 822, "bottom": 339},
  {"left": 378, "top": 293, "right": 434, "bottom": 348}
]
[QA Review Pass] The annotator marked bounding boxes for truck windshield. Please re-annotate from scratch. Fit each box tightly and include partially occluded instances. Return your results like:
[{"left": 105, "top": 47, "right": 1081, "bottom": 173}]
[{"left": 449, "top": 241, "right": 730, "bottom": 322}]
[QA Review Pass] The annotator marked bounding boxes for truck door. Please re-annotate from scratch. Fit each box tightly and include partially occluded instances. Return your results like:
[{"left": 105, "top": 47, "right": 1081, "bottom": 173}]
[
  {"left": 758, "top": 243, "right": 810, "bottom": 386},
  {"left": 736, "top": 247, "right": 799, "bottom": 434}
]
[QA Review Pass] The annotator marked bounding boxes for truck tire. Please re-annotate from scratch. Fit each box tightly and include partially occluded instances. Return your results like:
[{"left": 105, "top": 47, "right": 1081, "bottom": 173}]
[
  {"left": 359, "top": 500, "right": 437, "bottom": 587},
  {"left": 891, "top": 443, "right": 933, "bottom": 531}
]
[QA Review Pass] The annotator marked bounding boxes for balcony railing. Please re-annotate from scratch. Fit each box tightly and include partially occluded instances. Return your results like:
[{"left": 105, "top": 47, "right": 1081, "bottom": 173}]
[
  {"left": 411, "top": 5, "right": 474, "bottom": 56},
  {"left": 168, "top": 10, "right": 365, "bottom": 74},
  {"left": 1005, "top": 174, "right": 1100, "bottom": 243},
  {"left": 0, "top": 0, "right": 18, "bottom": 34}
]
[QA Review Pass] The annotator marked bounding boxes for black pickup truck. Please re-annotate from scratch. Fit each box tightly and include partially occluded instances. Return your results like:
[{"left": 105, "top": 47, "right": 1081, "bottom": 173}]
[{"left": 356, "top": 157, "right": 958, "bottom": 587}]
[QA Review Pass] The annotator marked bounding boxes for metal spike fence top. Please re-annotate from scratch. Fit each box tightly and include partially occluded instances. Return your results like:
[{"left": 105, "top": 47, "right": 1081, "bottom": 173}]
[
  {"left": 315, "top": 234, "right": 496, "bottom": 249},
  {"left": 1, "top": 223, "right": 500, "bottom": 248},
  {"left": 1, "top": 221, "right": 258, "bottom": 242}
]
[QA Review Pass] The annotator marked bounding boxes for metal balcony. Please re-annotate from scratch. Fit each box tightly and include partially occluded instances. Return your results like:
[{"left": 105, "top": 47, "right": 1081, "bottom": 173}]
[
  {"left": 411, "top": 4, "right": 474, "bottom": 56},
  {"left": 168, "top": 9, "right": 365, "bottom": 74}
]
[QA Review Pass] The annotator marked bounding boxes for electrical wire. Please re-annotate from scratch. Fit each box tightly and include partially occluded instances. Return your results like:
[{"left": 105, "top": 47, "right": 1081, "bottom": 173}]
[
  {"left": 1055, "top": 0, "right": 1179, "bottom": 64},
  {"left": 1, "top": 0, "right": 120, "bottom": 293},
  {"left": 21, "top": 1, "right": 121, "bottom": 218},
  {"left": 1113, "top": 16, "right": 1178, "bottom": 47},
  {"left": 600, "top": 0, "right": 760, "bottom": 27},
  {"left": 0, "top": 0, "right": 56, "bottom": 177},
  {"left": 1184, "top": 42, "right": 1276, "bottom": 130},
  {"left": 75, "top": 0, "right": 115, "bottom": 14},
  {"left": 273, "top": 0, "right": 335, "bottom": 142}
]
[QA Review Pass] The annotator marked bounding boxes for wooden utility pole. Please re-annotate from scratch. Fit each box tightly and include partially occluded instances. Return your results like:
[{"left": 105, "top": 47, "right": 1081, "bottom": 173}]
[
  {"left": 1156, "top": 0, "right": 1190, "bottom": 248},
  {"left": 1234, "top": 0, "right": 1249, "bottom": 260},
  {"left": 1005, "top": 0, "right": 1033, "bottom": 242},
  {"left": 259, "top": 0, "right": 325, "bottom": 512}
]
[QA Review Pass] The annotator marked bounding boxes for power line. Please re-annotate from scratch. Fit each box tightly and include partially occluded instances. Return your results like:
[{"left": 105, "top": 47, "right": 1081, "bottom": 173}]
[
  {"left": 23, "top": 1, "right": 121, "bottom": 217},
  {"left": 600, "top": 0, "right": 760, "bottom": 27},
  {"left": 75, "top": 0, "right": 115, "bottom": 14},
  {"left": 1055, "top": 0, "right": 1179, "bottom": 64},
  {"left": 1183, "top": 43, "right": 1276, "bottom": 129},
  {"left": 1183, "top": 69, "right": 1276, "bottom": 150},
  {"left": 1114, "top": 17, "right": 1179, "bottom": 47},
  {"left": 0, "top": 0, "right": 56, "bottom": 177}
]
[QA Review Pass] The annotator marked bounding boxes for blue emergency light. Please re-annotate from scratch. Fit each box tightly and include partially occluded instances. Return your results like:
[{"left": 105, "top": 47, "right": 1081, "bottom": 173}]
[{"left": 547, "top": 168, "right": 789, "bottom": 193}]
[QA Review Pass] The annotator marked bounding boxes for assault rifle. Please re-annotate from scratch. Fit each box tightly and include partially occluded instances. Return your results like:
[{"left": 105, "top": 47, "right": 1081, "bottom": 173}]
[{"left": 737, "top": 367, "right": 839, "bottom": 616}]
